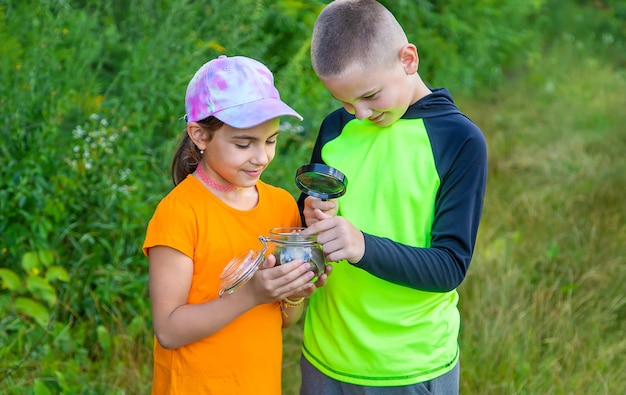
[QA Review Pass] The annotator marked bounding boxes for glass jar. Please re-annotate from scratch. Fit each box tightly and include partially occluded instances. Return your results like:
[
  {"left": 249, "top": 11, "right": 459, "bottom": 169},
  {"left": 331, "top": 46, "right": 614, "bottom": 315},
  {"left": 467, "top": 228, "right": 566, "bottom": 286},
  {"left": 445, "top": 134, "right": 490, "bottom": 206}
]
[
  {"left": 218, "top": 226, "right": 325, "bottom": 297},
  {"left": 261, "top": 227, "right": 326, "bottom": 276}
]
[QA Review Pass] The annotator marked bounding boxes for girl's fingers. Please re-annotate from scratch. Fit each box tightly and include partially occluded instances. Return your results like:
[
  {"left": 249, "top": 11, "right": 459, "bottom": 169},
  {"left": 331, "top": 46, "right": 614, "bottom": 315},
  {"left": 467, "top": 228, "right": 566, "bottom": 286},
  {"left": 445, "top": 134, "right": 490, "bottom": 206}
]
[{"left": 261, "top": 253, "right": 277, "bottom": 269}]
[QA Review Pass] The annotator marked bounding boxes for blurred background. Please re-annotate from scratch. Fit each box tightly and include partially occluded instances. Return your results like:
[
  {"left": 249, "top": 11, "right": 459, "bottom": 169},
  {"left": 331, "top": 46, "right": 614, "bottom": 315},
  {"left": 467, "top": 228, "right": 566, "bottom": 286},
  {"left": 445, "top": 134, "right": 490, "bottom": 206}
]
[{"left": 1, "top": 0, "right": 625, "bottom": 393}]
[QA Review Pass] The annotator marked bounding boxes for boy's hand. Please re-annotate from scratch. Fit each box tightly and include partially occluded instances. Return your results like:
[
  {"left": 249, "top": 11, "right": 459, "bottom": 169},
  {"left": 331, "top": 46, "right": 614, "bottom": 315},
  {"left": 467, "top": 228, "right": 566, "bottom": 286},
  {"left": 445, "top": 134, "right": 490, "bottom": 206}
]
[
  {"left": 302, "top": 209, "right": 365, "bottom": 264},
  {"left": 303, "top": 196, "right": 337, "bottom": 225}
]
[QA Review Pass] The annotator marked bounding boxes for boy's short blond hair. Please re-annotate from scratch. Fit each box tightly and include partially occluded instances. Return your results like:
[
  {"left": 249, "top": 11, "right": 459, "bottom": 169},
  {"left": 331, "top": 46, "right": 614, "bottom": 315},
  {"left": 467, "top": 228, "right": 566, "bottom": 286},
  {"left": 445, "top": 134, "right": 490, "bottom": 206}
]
[{"left": 311, "top": 0, "right": 408, "bottom": 78}]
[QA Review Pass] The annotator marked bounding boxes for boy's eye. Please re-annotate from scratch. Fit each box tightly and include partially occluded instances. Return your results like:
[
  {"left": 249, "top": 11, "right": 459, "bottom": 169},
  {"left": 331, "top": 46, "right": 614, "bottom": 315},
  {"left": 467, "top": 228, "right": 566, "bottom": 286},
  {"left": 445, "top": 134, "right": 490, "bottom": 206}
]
[
  {"left": 364, "top": 93, "right": 377, "bottom": 100},
  {"left": 235, "top": 143, "right": 250, "bottom": 149},
  {"left": 267, "top": 139, "right": 277, "bottom": 145}
]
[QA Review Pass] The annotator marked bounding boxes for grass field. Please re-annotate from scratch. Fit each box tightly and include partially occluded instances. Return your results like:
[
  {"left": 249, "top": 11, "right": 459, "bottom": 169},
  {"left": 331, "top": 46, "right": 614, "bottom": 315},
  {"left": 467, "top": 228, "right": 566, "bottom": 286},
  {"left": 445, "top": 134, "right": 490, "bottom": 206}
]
[{"left": 455, "top": 38, "right": 626, "bottom": 394}]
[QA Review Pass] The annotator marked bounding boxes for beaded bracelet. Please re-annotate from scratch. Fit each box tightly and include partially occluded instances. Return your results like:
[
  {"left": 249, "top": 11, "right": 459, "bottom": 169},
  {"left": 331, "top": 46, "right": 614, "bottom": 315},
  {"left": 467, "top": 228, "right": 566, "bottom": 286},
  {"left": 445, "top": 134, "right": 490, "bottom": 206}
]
[
  {"left": 280, "top": 296, "right": 305, "bottom": 316},
  {"left": 283, "top": 296, "right": 305, "bottom": 307}
]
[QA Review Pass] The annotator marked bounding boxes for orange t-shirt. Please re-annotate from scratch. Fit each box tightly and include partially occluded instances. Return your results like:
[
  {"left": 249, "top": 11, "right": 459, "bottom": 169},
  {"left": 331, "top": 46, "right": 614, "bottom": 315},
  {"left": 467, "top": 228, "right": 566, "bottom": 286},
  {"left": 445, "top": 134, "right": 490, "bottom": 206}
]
[{"left": 143, "top": 175, "right": 301, "bottom": 394}]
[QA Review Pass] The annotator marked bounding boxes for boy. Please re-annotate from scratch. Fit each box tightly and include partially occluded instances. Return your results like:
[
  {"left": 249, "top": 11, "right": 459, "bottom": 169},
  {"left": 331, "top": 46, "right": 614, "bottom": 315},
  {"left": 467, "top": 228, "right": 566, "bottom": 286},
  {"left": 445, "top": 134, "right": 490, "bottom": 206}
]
[{"left": 298, "top": 1, "right": 488, "bottom": 394}]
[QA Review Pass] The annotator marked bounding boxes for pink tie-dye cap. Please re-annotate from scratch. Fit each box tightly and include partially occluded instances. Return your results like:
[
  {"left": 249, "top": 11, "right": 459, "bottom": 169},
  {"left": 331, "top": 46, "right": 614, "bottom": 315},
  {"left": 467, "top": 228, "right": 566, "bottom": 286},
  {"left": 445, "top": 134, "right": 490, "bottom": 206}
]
[{"left": 184, "top": 55, "right": 303, "bottom": 128}]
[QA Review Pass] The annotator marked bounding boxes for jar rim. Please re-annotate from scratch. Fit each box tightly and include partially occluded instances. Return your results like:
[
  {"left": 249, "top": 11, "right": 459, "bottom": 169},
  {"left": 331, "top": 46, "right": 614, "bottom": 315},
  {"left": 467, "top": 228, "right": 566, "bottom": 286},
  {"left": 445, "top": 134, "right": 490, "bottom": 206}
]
[
  {"left": 268, "top": 226, "right": 307, "bottom": 236},
  {"left": 266, "top": 227, "right": 318, "bottom": 246}
]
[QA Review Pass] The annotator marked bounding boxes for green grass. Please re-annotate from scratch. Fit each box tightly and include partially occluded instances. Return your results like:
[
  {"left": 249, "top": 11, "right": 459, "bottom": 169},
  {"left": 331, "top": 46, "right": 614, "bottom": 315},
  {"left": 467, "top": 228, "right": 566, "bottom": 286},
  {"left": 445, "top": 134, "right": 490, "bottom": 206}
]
[{"left": 455, "top": 40, "right": 626, "bottom": 394}]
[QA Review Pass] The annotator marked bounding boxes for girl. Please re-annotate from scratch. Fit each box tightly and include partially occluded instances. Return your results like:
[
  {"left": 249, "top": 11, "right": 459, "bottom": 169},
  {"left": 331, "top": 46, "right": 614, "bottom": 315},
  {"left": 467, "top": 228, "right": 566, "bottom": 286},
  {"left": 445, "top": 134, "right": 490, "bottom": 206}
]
[{"left": 143, "top": 55, "right": 326, "bottom": 394}]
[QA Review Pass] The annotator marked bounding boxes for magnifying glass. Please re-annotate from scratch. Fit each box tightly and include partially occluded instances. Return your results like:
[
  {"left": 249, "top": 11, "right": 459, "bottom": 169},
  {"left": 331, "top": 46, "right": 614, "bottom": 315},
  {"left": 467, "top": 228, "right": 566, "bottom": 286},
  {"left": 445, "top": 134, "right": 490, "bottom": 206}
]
[{"left": 295, "top": 163, "right": 348, "bottom": 200}]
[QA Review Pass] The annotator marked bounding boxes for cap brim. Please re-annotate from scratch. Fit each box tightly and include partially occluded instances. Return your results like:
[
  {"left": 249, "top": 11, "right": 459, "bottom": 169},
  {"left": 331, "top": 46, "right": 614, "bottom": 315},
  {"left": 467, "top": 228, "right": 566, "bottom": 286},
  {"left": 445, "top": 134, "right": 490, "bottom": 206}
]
[{"left": 213, "top": 98, "right": 303, "bottom": 129}]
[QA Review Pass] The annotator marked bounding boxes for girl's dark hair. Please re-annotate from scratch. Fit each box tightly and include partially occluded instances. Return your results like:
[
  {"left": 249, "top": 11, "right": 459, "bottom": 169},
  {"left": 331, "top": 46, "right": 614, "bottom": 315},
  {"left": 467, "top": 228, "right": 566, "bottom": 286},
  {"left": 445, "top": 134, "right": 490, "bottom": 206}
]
[{"left": 171, "top": 116, "right": 224, "bottom": 185}]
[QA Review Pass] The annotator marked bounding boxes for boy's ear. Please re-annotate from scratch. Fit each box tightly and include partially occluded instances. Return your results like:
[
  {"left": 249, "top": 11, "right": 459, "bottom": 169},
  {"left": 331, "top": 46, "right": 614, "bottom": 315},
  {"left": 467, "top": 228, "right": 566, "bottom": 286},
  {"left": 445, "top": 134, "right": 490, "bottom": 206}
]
[
  {"left": 399, "top": 44, "right": 419, "bottom": 75},
  {"left": 187, "top": 122, "right": 207, "bottom": 150}
]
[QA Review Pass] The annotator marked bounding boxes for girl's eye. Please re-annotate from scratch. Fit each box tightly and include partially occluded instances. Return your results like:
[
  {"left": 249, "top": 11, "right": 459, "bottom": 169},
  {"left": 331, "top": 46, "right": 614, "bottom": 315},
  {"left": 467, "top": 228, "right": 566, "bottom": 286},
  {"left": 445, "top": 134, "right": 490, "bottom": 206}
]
[
  {"left": 364, "top": 93, "right": 378, "bottom": 100},
  {"left": 266, "top": 139, "right": 277, "bottom": 145},
  {"left": 235, "top": 143, "right": 250, "bottom": 149}
]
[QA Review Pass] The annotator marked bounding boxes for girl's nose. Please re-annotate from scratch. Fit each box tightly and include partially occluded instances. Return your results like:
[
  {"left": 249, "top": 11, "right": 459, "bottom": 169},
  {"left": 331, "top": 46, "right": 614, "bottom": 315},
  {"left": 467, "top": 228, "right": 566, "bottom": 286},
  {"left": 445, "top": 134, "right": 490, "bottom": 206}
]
[{"left": 251, "top": 146, "right": 272, "bottom": 165}]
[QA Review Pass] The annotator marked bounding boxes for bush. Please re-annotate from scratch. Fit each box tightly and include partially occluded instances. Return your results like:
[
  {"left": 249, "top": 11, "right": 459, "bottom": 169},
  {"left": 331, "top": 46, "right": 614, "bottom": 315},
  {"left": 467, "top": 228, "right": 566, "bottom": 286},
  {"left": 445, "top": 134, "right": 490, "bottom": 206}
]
[{"left": 380, "top": 0, "right": 546, "bottom": 93}]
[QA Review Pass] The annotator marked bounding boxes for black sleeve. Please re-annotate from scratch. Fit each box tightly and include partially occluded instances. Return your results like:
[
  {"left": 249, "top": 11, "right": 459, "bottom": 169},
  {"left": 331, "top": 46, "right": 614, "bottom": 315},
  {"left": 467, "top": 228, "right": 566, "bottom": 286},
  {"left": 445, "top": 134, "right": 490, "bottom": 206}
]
[
  {"left": 297, "top": 109, "right": 353, "bottom": 225},
  {"left": 353, "top": 114, "right": 488, "bottom": 292}
]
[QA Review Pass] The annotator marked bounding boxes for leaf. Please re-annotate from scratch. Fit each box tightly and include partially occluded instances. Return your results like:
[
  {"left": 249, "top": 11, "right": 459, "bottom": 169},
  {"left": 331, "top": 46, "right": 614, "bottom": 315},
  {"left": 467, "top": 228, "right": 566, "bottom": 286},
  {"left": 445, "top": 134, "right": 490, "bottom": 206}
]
[
  {"left": 33, "top": 379, "right": 52, "bottom": 395},
  {"left": 0, "top": 268, "right": 21, "bottom": 291},
  {"left": 97, "top": 325, "right": 111, "bottom": 354},
  {"left": 14, "top": 297, "right": 50, "bottom": 327},
  {"left": 38, "top": 249, "right": 55, "bottom": 267},
  {"left": 26, "top": 276, "right": 57, "bottom": 306},
  {"left": 45, "top": 266, "right": 69, "bottom": 282},
  {"left": 21, "top": 251, "right": 41, "bottom": 272}
]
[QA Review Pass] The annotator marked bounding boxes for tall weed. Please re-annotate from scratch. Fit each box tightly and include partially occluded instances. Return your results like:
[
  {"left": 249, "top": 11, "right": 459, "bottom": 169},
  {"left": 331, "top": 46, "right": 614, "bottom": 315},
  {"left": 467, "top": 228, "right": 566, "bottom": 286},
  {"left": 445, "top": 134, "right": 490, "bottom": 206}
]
[{"left": 458, "top": 34, "right": 626, "bottom": 394}]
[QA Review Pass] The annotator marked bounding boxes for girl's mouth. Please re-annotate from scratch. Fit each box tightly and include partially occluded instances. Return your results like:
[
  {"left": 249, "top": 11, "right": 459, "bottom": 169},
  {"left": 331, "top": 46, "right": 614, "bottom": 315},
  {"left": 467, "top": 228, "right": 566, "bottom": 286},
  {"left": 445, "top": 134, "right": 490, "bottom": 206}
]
[{"left": 244, "top": 169, "right": 263, "bottom": 178}]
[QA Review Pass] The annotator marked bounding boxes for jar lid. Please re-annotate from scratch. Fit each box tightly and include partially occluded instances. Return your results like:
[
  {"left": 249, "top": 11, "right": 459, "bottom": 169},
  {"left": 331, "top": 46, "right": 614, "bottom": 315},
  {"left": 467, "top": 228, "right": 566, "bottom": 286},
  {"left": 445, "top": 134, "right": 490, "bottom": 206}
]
[{"left": 218, "top": 249, "right": 265, "bottom": 297}]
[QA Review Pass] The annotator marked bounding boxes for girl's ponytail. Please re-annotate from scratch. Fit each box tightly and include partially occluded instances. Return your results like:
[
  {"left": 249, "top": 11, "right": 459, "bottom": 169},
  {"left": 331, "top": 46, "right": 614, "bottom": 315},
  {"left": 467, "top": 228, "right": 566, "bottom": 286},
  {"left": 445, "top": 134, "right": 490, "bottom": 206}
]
[
  {"left": 171, "top": 132, "right": 200, "bottom": 186},
  {"left": 170, "top": 117, "right": 224, "bottom": 186}
]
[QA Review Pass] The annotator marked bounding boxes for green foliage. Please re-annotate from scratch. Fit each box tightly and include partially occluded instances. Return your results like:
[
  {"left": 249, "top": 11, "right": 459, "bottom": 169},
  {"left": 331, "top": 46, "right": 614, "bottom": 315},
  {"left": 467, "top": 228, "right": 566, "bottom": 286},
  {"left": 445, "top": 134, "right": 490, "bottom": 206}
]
[
  {"left": 380, "top": 0, "right": 546, "bottom": 93},
  {"left": 540, "top": 0, "right": 626, "bottom": 67},
  {"left": 0, "top": 249, "right": 68, "bottom": 326}
]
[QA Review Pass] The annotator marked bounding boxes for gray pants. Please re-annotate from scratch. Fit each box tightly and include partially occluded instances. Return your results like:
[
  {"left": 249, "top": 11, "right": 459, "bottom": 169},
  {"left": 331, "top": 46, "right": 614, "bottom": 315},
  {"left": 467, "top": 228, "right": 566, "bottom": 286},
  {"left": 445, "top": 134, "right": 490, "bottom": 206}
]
[{"left": 300, "top": 355, "right": 460, "bottom": 395}]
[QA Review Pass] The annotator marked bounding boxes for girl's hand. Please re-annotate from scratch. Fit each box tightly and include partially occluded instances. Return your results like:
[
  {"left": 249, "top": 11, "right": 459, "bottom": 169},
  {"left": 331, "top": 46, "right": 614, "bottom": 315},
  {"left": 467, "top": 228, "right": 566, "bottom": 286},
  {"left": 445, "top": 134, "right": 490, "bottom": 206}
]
[
  {"left": 247, "top": 254, "right": 315, "bottom": 303},
  {"left": 287, "top": 263, "right": 333, "bottom": 300}
]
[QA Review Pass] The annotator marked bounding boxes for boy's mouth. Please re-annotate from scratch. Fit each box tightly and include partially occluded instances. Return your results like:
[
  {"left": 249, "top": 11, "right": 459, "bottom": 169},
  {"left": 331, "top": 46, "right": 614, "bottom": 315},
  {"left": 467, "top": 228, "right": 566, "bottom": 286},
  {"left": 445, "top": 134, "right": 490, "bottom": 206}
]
[{"left": 369, "top": 113, "right": 384, "bottom": 123}]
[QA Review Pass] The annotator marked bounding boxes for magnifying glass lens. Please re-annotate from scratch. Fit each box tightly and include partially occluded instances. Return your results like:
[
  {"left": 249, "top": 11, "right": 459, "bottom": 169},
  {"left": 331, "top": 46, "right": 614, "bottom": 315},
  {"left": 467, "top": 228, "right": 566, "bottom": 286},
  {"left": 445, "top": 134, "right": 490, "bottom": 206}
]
[{"left": 295, "top": 163, "right": 347, "bottom": 200}]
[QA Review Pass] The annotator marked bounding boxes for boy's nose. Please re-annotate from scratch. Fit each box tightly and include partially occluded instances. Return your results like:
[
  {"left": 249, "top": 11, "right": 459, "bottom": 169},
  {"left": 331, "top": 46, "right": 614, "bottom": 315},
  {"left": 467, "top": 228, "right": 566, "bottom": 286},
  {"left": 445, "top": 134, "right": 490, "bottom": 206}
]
[{"left": 353, "top": 104, "right": 373, "bottom": 120}]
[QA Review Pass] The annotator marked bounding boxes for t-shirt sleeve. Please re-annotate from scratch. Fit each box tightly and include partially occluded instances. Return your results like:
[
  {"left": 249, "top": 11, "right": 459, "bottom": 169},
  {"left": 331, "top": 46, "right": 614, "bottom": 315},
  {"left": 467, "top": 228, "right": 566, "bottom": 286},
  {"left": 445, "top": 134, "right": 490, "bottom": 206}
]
[
  {"left": 142, "top": 195, "right": 197, "bottom": 259},
  {"left": 356, "top": 118, "right": 488, "bottom": 292}
]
